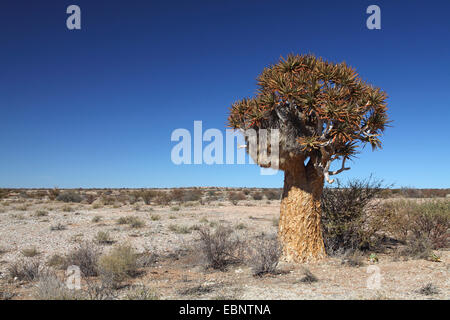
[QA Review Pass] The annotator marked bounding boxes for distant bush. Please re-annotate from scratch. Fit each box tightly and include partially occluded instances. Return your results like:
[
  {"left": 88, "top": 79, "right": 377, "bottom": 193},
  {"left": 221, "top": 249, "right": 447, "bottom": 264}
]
[
  {"left": 197, "top": 225, "right": 245, "bottom": 270},
  {"left": 154, "top": 192, "right": 171, "bottom": 206},
  {"left": 117, "top": 216, "right": 144, "bottom": 228},
  {"left": 21, "top": 247, "right": 40, "bottom": 257},
  {"left": 95, "top": 231, "right": 114, "bottom": 245},
  {"left": 48, "top": 188, "right": 60, "bottom": 200},
  {"left": 0, "top": 189, "right": 10, "bottom": 199},
  {"left": 140, "top": 190, "right": 158, "bottom": 205},
  {"left": 251, "top": 192, "right": 263, "bottom": 200},
  {"left": 263, "top": 189, "right": 282, "bottom": 200},
  {"left": 56, "top": 191, "right": 83, "bottom": 203},
  {"left": 46, "top": 254, "right": 66, "bottom": 269}
]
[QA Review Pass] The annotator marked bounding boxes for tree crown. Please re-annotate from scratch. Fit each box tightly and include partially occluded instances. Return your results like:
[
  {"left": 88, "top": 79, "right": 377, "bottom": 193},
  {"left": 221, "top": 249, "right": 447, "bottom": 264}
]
[{"left": 228, "top": 54, "right": 389, "bottom": 183}]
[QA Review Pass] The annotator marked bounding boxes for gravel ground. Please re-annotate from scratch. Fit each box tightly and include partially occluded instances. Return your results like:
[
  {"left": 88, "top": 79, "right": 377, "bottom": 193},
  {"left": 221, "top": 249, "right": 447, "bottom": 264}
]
[{"left": 0, "top": 195, "right": 448, "bottom": 300}]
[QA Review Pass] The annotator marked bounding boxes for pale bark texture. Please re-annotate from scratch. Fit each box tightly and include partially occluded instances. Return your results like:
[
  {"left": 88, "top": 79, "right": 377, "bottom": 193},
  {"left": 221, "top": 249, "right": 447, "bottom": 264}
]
[{"left": 278, "top": 157, "right": 326, "bottom": 262}]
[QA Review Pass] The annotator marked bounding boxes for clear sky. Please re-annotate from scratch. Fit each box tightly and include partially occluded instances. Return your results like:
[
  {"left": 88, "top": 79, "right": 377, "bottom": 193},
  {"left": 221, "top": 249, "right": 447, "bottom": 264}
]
[{"left": 1, "top": 0, "right": 449, "bottom": 188}]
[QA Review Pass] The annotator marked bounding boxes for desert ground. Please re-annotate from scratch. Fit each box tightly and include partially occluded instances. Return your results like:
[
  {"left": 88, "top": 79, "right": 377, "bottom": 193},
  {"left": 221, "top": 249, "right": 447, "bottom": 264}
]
[{"left": 0, "top": 188, "right": 448, "bottom": 300}]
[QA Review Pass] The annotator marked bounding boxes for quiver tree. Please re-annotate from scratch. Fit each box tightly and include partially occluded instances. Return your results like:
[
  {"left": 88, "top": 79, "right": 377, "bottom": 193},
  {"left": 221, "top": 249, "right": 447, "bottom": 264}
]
[{"left": 228, "top": 54, "right": 389, "bottom": 262}]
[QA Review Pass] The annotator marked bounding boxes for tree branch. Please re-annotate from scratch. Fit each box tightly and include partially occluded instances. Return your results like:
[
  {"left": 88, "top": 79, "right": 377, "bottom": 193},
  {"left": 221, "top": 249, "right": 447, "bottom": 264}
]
[{"left": 328, "top": 158, "right": 350, "bottom": 176}]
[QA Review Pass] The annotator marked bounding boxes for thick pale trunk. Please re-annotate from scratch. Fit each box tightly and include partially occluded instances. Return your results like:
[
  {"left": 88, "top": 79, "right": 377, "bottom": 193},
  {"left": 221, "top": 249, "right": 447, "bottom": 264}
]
[{"left": 278, "top": 159, "right": 326, "bottom": 263}]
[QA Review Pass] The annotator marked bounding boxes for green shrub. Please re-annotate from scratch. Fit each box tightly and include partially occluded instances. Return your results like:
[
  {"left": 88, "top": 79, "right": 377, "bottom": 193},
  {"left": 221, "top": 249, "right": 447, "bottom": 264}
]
[
  {"left": 117, "top": 216, "right": 145, "bottom": 228},
  {"left": 21, "top": 247, "right": 40, "bottom": 257},
  {"left": 98, "top": 245, "right": 139, "bottom": 285},
  {"left": 35, "top": 210, "right": 48, "bottom": 217},
  {"left": 95, "top": 231, "right": 114, "bottom": 245}
]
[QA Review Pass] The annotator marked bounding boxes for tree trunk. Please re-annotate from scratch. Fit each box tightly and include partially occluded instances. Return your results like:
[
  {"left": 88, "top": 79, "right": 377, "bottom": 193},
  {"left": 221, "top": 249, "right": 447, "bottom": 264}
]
[{"left": 278, "top": 159, "right": 326, "bottom": 262}]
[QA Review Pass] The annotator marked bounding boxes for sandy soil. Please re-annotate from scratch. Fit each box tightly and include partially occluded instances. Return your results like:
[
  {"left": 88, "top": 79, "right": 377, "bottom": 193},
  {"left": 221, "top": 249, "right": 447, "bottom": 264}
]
[{"left": 0, "top": 194, "right": 448, "bottom": 300}]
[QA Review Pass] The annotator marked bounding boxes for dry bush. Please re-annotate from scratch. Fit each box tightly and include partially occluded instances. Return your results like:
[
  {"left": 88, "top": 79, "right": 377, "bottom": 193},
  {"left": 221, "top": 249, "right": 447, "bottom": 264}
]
[
  {"left": 34, "top": 273, "right": 83, "bottom": 300},
  {"left": 64, "top": 243, "right": 101, "bottom": 277},
  {"left": 56, "top": 191, "right": 83, "bottom": 203},
  {"left": 169, "top": 224, "right": 192, "bottom": 234},
  {"left": 182, "top": 189, "right": 203, "bottom": 202},
  {"left": 117, "top": 216, "right": 144, "bottom": 228},
  {"left": 50, "top": 223, "right": 66, "bottom": 231},
  {"left": 98, "top": 244, "right": 139, "bottom": 286},
  {"left": 46, "top": 254, "right": 66, "bottom": 269},
  {"left": 417, "top": 283, "right": 439, "bottom": 296},
  {"left": 340, "top": 249, "right": 365, "bottom": 267},
  {"left": 124, "top": 285, "right": 158, "bottom": 300},
  {"left": 321, "top": 177, "right": 387, "bottom": 253},
  {"left": 8, "top": 259, "right": 41, "bottom": 281},
  {"left": 0, "top": 189, "right": 11, "bottom": 199},
  {"left": 84, "top": 193, "right": 97, "bottom": 204},
  {"left": 263, "top": 189, "right": 282, "bottom": 200},
  {"left": 197, "top": 225, "right": 245, "bottom": 270},
  {"left": 85, "top": 275, "right": 117, "bottom": 300},
  {"left": 35, "top": 210, "right": 48, "bottom": 217},
  {"left": 21, "top": 247, "right": 40, "bottom": 257},
  {"left": 228, "top": 191, "right": 246, "bottom": 202},
  {"left": 91, "top": 215, "right": 102, "bottom": 223},
  {"left": 154, "top": 192, "right": 171, "bottom": 206},
  {"left": 95, "top": 231, "right": 114, "bottom": 245},
  {"left": 0, "top": 287, "right": 15, "bottom": 300},
  {"left": 251, "top": 192, "right": 263, "bottom": 200},
  {"left": 136, "top": 251, "right": 158, "bottom": 268},
  {"left": 249, "top": 234, "right": 281, "bottom": 276},
  {"left": 384, "top": 199, "right": 449, "bottom": 250},
  {"left": 48, "top": 188, "right": 60, "bottom": 200},
  {"left": 298, "top": 267, "right": 318, "bottom": 283},
  {"left": 140, "top": 190, "right": 158, "bottom": 205},
  {"left": 170, "top": 189, "right": 185, "bottom": 202}
]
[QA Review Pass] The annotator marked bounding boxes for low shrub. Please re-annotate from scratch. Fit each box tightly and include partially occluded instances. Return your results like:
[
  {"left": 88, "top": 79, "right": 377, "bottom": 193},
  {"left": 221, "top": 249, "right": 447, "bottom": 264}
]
[
  {"left": 8, "top": 260, "right": 41, "bottom": 281},
  {"left": 64, "top": 243, "right": 100, "bottom": 277},
  {"left": 384, "top": 199, "right": 449, "bottom": 250},
  {"left": 197, "top": 225, "right": 245, "bottom": 270},
  {"left": 21, "top": 247, "right": 40, "bottom": 257},
  {"left": 34, "top": 273, "right": 83, "bottom": 300},
  {"left": 95, "top": 231, "right": 114, "bottom": 245},
  {"left": 98, "top": 244, "right": 139, "bottom": 286},
  {"left": 249, "top": 235, "right": 281, "bottom": 276},
  {"left": 117, "top": 216, "right": 145, "bottom": 228},
  {"left": 321, "top": 177, "right": 387, "bottom": 253},
  {"left": 35, "top": 210, "right": 48, "bottom": 217},
  {"left": 263, "top": 189, "right": 282, "bottom": 200},
  {"left": 124, "top": 285, "right": 158, "bottom": 300},
  {"left": 251, "top": 192, "right": 263, "bottom": 200},
  {"left": 46, "top": 254, "right": 66, "bottom": 269},
  {"left": 228, "top": 191, "right": 246, "bottom": 204},
  {"left": 298, "top": 267, "right": 318, "bottom": 283},
  {"left": 417, "top": 283, "right": 439, "bottom": 296}
]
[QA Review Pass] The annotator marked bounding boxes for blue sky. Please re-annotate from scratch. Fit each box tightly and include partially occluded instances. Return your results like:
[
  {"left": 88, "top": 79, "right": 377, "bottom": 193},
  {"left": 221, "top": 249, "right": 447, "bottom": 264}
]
[{"left": 0, "top": 0, "right": 449, "bottom": 188}]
